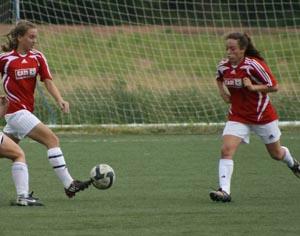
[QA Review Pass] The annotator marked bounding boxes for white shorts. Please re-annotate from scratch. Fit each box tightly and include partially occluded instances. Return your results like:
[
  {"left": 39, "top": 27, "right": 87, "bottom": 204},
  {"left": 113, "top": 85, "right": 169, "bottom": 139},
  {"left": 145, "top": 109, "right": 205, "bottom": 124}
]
[
  {"left": 3, "top": 109, "right": 41, "bottom": 140},
  {"left": 222, "top": 120, "right": 281, "bottom": 144}
]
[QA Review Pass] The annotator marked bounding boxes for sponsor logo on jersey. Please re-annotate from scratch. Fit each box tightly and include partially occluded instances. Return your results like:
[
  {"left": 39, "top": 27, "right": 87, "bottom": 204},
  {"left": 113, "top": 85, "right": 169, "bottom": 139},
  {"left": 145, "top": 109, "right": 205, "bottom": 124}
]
[
  {"left": 224, "top": 78, "right": 243, "bottom": 88},
  {"left": 15, "top": 68, "right": 37, "bottom": 80}
]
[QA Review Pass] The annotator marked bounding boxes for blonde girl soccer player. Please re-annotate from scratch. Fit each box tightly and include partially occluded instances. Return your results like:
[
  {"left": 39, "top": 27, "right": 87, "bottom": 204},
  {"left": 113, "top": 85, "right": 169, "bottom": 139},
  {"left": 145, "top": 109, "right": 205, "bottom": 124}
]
[
  {"left": 0, "top": 20, "right": 90, "bottom": 205},
  {"left": 209, "top": 32, "right": 300, "bottom": 202}
]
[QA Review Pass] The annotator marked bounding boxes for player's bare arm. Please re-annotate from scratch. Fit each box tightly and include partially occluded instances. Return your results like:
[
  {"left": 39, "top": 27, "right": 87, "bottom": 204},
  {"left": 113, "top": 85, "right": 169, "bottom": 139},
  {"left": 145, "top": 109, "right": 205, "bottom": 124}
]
[
  {"left": 217, "top": 80, "right": 231, "bottom": 103},
  {"left": 243, "top": 77, "right": 278, "bottom": 93},
  {"left": 43, "top": 79, "right": 70, "bottom": 113},
  {"left": 0, "top": 95, "right": 8, "bottom": 117}
]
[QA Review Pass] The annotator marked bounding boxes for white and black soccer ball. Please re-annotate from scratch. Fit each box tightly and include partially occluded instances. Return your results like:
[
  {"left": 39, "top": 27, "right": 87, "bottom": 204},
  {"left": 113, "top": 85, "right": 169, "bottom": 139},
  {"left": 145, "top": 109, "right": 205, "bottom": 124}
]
[{"left": 90, "top": 164, "right": 115, "bottom": 190}]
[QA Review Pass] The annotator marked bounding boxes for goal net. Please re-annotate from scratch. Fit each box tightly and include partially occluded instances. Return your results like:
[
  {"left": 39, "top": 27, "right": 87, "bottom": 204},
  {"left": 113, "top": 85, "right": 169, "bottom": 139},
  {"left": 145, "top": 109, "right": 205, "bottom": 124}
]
[{"left": 1, "top": 1, "right": 300, "bottom": 126}]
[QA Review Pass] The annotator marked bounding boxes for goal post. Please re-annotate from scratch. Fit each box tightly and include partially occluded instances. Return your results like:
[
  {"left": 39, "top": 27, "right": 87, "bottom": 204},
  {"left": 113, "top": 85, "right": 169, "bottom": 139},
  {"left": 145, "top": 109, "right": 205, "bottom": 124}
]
[{"left": 1, "top": 0, "right": 300, "bottom": 127}]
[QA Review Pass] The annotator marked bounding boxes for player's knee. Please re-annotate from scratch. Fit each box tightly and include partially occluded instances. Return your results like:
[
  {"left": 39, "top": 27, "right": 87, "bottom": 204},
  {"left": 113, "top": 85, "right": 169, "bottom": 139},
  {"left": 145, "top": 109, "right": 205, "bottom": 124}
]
[
  {"left": 13, "top": 148, "right": 26, "bottom": 163},
  {"left": 269, "top": 148, "right": 284, "bottom": 160},
  {"left": 221, "top": 144, "right": 236, "bottom": 157},
  {"left": 51, "top": 134, "right": 60, "bottom": 147}
]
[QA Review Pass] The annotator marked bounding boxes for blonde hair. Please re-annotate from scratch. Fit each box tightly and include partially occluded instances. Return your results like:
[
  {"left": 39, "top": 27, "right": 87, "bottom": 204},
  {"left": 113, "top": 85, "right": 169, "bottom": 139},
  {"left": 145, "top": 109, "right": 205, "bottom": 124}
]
[{"left": 1, "top": 20, "right": 36, "bottom": 52}]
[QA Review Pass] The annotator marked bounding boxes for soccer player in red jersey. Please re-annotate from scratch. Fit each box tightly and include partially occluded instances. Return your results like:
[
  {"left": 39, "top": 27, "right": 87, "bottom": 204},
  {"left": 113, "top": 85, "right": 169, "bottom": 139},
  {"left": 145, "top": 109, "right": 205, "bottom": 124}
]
[
  {"left": 0, "top": 20, "right": 90, "bottom": 206},
  {"left": 209, "top": 32, "right": 300, "bottom": 202}
]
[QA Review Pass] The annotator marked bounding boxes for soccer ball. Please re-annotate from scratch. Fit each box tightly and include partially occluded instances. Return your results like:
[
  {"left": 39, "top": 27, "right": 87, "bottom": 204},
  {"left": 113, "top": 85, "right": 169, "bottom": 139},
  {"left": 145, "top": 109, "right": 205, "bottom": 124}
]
[{"left": 90, "top": 164, "right": 115, "bottom": 190}]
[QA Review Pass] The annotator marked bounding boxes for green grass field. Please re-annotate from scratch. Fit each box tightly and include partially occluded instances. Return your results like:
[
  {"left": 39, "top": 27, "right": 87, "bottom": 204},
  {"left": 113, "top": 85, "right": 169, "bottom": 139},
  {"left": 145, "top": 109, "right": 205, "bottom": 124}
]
[{"left": 0, "top": 132, "right": 300, "bottom": 236}]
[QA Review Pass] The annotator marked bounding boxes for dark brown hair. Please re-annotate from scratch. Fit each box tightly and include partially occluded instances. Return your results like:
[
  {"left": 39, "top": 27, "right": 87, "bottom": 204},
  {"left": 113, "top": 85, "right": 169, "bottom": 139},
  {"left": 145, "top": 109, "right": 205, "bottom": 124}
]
[
  {"left": 1, "top": 20, "right": 36, "bottom": 52},
  {"left": 225, "top": 32, "right": 264, "bottom": 60}
]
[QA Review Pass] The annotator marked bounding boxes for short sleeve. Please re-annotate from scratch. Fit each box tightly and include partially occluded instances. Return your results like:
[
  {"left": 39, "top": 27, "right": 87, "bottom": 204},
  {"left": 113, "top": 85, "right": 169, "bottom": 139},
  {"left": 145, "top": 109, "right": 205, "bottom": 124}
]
[
  {"left": 37, "top": 52, "right": 52, "bottom": 81},
  {"left": 216, "top": 59, "right": 229, "bottom": 82},
  {"left": 0, "top": 54, "right": 5, "bottom": 75},
  {"left": 216, "top": 68, "right": 223, "bottom": 81},
  {"left": 248, "top": 58, "right": 277, "bottom": 87}
]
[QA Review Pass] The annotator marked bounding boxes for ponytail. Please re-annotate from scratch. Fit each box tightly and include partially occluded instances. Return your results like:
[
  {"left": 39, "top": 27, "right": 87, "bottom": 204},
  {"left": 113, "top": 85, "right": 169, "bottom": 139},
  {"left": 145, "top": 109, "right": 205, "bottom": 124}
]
[{"left": 1, "top": 20, "right": 36, "bottom": 52}]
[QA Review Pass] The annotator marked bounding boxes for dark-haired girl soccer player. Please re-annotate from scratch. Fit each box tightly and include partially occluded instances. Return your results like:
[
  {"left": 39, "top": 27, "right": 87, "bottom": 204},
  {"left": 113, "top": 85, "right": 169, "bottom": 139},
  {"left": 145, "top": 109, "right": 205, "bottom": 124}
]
[{"left": 210, "top": 32, "right": 300, "bottom": 202}]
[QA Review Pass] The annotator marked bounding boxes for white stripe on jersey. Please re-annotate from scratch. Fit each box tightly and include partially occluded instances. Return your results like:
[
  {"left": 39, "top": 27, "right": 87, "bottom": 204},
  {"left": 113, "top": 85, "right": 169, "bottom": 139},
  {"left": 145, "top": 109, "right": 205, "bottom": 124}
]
[
  {"left": 229, "top": 104, "right": 232, "bottom": 115},
  {"left": 257, "top": 92, "right": 263, "bottom": 113},
  {"left": 3, "top": 55, "right": 19, "bottom": 74},
  {"left": 240, "top": 65, "right": 263, "bottom": 84},
  {"left": 0, "top": 51, "right": 14, "bottom": 60},
  {"left": 1, "top": 55, "right": 21, "bottom": 102},
  {"left": 217, "top": 58, "right": 229, "bottom": 67},
  {"left": 218, "top": 65, "right": 230, "bottom": 74},
  {"left": 29, "top": 55, "right": 40, "bottom": 67},
  {"left": 257, "top": 95, "right": 270, "bottom": 121},
  {"left": 30, "top": 50, "right": 52, "bottom": 79},
  {"left": 245, "top": 58, "right": 272, "bottom": 86},
  {"left": 216, "top": 59, "right": 230, "bottom": 79},
  {"left": 251, "top": 59, "right": 272, "bottom": 85},
  {"left": 3, "top": 75, "right": 20, "bottom": 102}
]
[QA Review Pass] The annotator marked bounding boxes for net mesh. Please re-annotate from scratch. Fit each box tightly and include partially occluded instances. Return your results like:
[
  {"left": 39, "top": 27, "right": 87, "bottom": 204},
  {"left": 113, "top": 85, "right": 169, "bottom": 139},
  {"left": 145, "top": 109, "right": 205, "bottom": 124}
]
[{"left": 0, "top": 0, "right": 299, "bottom": 125}]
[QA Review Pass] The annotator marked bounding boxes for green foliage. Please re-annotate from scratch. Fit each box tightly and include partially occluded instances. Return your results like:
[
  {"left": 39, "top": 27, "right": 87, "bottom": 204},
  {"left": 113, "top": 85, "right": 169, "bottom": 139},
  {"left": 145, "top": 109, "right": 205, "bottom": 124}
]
[{"left": 34, "top": 28, "right": 300, "bottom": 124}]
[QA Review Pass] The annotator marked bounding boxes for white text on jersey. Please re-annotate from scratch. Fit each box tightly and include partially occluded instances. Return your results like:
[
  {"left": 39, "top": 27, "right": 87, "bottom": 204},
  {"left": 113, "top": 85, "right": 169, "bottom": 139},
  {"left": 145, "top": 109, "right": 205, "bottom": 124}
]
[{"left": 15, "top": 68, "right": 37, "bottom": 80}]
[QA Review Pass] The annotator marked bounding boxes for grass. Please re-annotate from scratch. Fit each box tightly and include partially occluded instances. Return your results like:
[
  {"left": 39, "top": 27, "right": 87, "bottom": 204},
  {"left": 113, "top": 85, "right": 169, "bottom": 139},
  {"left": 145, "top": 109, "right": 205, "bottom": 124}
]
[{"left": 0, "top": 132, "right": 300, "bottom": 235}]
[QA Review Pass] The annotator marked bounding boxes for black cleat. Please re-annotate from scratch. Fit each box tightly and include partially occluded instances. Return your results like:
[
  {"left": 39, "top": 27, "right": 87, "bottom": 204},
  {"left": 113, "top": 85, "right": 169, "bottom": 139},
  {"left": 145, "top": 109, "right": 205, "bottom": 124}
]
[
  {"left": 209, "top": 188, "right": 231, "bottom": 202},
  {"left": 12, "top": 192, "right": 44, "bottom": 206},
  {"left": 64, "top": 180, "right": 92, "bottom": 198},
  {"left": 290, "top": 159, "right": 300, "bottom": 178}
]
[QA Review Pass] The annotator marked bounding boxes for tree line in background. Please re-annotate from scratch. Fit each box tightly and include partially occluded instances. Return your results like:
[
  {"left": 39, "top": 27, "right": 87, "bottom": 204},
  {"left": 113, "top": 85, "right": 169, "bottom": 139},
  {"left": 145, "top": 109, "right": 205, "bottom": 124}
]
[{"left": 2, "top": 0, "right": 299, "bottom": 27}]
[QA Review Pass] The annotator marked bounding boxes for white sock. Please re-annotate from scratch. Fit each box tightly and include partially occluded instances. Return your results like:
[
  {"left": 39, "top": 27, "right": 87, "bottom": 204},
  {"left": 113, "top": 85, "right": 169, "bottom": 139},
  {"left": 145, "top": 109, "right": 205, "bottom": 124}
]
[
  {"left": 48, "top": 147, "right": 73, "bottom": 188},
  {"left": 219, "top": 159, "right": 234, "bottom": 195},
  {"left": 281, "top": 146, "right": 294, "bottom": 168},
  {"left": 12, "top": 162, "right": 29, "bottom": 197}
]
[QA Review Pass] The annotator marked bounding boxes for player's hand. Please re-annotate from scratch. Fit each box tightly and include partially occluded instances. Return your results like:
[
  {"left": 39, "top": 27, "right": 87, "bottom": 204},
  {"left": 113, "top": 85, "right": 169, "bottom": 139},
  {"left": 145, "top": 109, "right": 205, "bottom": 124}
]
[
  {"left": 243, "top": 77, "right": 254, "bottom": 91},
  {"left": 59, "top": 100, "right": 70, "bottom": 113},
  {"left": 0, "top": 95, "right": 8, "bottom": 117},
  {"left": 220, "top": 91, "right": 231, "bottom": 103}
]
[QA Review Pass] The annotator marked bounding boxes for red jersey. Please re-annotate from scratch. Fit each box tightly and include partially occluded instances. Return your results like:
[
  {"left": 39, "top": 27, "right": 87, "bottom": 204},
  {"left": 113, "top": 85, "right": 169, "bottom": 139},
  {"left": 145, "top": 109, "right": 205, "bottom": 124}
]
[
  {"left": 0, "top": 49, "right": 52, "bottom": 114},
  {"left": 216, "top": 57, "right": 278, "bottom": 124}
]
